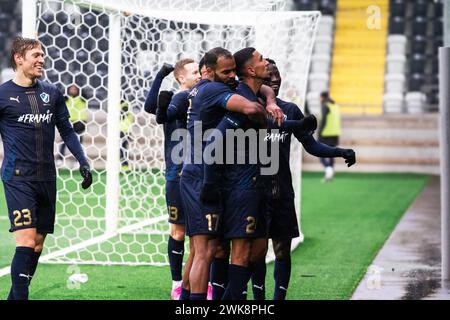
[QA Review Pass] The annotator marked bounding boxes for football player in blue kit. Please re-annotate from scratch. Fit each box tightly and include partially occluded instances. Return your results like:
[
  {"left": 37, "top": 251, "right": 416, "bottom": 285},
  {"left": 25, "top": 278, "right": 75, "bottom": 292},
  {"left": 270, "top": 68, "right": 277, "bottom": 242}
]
[
  {"left": 180, "top": 47, "right": 284, "bottom": 300},
  {"left": 144, "top": 58, "right": 201, "bottom": 299},
  {"left": 0, "top": 37, "right": 92, "bottom": 300},
  {"left": 249, "top": 58, "right": 356, "bottom": 300}
]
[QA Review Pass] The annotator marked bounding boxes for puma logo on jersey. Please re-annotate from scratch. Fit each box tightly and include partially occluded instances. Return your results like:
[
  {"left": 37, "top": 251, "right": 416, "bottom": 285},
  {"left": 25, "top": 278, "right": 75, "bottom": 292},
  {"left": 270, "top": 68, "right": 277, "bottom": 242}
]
[
  {"left": 10, "top": 96, "right": 20, "bottom": 103},
  {"left": 212, "top": 282, "right": 225, "bottom": 289},
  {"left": 171, "top": 250, "right": 184, "bottom": 255},
  {"left": 253, "top": 284, "right": 264, "bottom": 291},
  {"left": 279, "top": 286, "right": 287, "bottom": 291},
  {"left": 19, "top": 273, "right": 32, "bottom": 280}
]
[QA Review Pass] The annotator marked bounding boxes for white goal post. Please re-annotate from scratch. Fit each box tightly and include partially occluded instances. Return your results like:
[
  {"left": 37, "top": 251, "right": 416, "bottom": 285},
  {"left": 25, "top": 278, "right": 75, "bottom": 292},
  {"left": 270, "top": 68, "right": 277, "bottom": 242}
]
[{"left": 18, "top": 0, "right": 320, "bottom": 266}]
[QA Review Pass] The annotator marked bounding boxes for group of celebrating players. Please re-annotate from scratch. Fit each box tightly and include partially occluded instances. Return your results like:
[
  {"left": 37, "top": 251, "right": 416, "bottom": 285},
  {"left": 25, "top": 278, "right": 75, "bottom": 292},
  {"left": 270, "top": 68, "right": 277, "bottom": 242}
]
[
  {"left": 145, "top": 46, "right": 356, "bottom": 300},
  {"left": 0, "top": 35, "right": 355, "bottom": 300}
]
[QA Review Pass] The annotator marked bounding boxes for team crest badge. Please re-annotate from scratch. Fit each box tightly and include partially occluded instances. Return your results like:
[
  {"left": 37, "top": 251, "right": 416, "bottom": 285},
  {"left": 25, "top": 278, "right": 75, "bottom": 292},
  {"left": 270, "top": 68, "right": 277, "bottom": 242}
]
[{"left": 40, "top": 92, "right": 50, "bottom": 103}]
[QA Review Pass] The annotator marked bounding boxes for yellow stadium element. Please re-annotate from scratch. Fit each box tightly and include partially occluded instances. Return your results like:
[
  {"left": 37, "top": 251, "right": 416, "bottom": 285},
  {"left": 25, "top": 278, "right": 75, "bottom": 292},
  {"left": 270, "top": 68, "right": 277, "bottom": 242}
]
[
  {"left": 321, "top": 102, "right": 342, "bottom": 137},
  {"left": 67, "top": 96, "right": 88, "bottom": 122},
  {"left": 329, "top": 0, "right": 388, "bottom": 114}
]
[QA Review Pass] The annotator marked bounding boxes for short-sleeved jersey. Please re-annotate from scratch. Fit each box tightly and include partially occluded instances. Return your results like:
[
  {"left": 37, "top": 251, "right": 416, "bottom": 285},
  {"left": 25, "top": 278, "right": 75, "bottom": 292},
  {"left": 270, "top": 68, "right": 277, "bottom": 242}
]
[
  {"left": 0, "top": 79, "right": 70, "bottom": 181},
  {"left": 164, "top": 90, "right": 189, "bottom": 182},
  {"left": 265, "top": 97, "right": 308, "bottom": 198},
  {"left": 182, "top": 79, "right": 234, "bottom": 179},
  {"left": 223, "top": 82, "right": 262, "bottom": 189}
]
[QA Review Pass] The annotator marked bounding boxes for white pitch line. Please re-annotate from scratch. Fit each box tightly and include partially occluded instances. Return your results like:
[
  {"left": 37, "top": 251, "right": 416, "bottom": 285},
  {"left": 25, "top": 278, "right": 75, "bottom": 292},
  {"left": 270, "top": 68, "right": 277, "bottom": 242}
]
[{"left": 0, "top": 215, "right": 167, "bottom": 278}]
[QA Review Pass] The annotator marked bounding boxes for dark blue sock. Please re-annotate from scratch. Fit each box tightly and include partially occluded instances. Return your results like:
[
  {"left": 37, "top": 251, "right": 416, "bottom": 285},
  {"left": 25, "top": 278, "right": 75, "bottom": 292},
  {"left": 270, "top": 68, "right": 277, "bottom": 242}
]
[
  {"left": 8, "top": 251, "right": 41, "bottom": 300},
  {"left": 168, "top": 236, "right": 184, "bottom": 281},
  {"left": 210, "top": 258, "right": 229, "bottom": 300},
  {"left": 250, "top": 259, "right": 266, "bottom": 300},
  {"left": 9, "top": 246, "right": 34, "bottom": 300},
  {"left": 180, "top": 288, "right": 190, "bottom": 300},
  {"left": 273, "top": 256, "right": 291, "bottom": 300},
  {"left": 29, "top": 251, "right": 42, "bottom": 284},
  {"left": 227, "top": 264, "right": 250, "bottom": 300},
  {"left": 190, "top": 292, "right": 207, "bottom": 300}
]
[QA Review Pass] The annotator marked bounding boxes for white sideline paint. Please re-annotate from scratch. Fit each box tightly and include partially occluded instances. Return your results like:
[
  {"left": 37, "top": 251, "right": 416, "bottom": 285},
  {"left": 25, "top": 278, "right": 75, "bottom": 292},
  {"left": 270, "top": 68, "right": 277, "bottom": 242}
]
[{"left": 0, "top": 216, "right": 166, "bottom": 278}]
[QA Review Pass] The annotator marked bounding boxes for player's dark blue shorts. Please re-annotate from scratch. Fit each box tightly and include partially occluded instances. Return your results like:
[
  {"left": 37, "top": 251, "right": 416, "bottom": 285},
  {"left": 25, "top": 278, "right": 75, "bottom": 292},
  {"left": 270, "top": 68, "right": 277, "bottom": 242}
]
[
  {"left": 267, "top": 196, "right": 299, "bottom": 239},
  {"left": 222, "top": 187, "right": 267, "bottom": 240},
  {"left": 165, "top": 180, "right": 185, "bottom": 225},
  {"left": 2, "top": 180, "right": 56, "bottom": 234},
  {"left": 180, "top": 173, "right": 222, "bottom": 237}
]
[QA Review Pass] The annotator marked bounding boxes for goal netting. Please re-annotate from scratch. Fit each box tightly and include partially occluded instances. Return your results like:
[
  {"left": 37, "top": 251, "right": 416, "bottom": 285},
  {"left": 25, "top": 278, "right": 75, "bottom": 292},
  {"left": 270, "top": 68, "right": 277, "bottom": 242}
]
[{"left": 27, "top": 0, "right": 320, "bottom": 265}]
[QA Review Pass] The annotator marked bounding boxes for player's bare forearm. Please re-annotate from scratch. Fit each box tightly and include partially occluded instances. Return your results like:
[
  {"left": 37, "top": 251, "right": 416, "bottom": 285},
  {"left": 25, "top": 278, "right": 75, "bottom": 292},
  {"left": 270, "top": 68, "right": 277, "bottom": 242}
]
[{"left": 226, "top": 94, "right": 265, "bottom": 116}]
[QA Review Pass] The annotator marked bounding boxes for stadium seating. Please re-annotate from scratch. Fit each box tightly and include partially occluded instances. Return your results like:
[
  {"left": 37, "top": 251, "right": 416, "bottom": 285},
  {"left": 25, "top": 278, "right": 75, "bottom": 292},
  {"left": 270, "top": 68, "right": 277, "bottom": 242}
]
[{"left": 385, "top": 0, "right": 443, "bottom": 113}]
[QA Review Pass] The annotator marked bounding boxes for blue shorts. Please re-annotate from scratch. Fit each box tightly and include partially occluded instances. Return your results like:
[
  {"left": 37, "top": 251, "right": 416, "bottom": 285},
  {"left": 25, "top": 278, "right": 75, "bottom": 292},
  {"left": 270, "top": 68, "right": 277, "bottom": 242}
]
[
  {"left": 180, "top": 174, "right": 222, "bottom": 237},
  {"left": 2, "top": 180, "right": 56, "bottom": 234},
  {"left": 165, "top": 180, "right": 185, "bottom": 225},
  {"left": 222, "top": 188, "right": 267, "bottom": 240},
  {"left": 267, "top": 197, "right": 299, "bottom": 239}
]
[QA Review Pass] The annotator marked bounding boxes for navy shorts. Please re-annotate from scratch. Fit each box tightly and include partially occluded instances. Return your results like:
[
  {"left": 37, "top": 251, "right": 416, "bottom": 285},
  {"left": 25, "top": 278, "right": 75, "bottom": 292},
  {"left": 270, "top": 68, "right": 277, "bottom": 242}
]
[
  {"left": 165, "top": 180, "right": 185, "bottom": 225},
  {"left": 222, "top": 188, "right": 267, "bottom": 240},
  {"left": 180, "top": 174, "right": 222, "bottom": 237},
  {"left": 2, "top": 180, "right": 56, "bottom": 234},
  {"left": 267, "top": 197, "right": 299, "bottom": 239}
]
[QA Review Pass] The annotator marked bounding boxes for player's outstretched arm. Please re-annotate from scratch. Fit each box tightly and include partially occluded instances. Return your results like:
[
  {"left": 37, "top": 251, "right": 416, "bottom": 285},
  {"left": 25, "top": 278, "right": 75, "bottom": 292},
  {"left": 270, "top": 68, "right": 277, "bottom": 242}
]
[
  {"left": 269, "top": 114, "right": 317, "bottom": 132},
  {"left": 56, "top": 118, "right": 93, "bottom": 188},
  {"left": 144, "top": 63, "right": 174, "bottom": 114},
  {"left": 155, "top": 90, "right": 173, "bottom": 124},
  {"left": 226, "top": 94, "right": 263, "bottom": 115},
  {"left": 300, "top": 133, "right": 356, "bottom": 167}
]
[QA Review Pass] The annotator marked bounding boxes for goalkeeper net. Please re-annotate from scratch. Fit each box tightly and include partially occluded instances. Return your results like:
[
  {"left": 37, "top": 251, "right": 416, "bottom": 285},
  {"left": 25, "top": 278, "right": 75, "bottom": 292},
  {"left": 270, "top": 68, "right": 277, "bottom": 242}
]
[{"left": 26, "top": 0, "right": 320, "bottom": 265}]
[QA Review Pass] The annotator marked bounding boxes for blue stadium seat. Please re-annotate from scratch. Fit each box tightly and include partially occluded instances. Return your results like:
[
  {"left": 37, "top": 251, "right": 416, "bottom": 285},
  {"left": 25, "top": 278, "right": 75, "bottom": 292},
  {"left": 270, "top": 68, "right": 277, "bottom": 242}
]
[
  {"left": 82, "top": 62, "right": 95, "bottom": 75},
  {"left": 76, "top": 49, "right": 88, "bottom": 63},
  {"left": 0, "top": 0, "right": 17, "bottom": 14},
  {"left": 55, "top": 36, "right": 68, "bottom": 49},
  {"left": 83, "top": 13, "right": 97, "bottom": 27},
  {"left": 293, "top": 0, "right": 314, "bottom": 11},
  {"left": 389, "top": 16, "right": 405, "bottom": 34},
  {"left": 41, "top": 12, "right": 54, "bottom": 24},
  {"left": 89, "top": 75, "right": 102, "bottom": 88},
  {"left": 319, "top": 0, "right": 336, "bottom": 15},
  {"left": 47, "top": 47, "right": 60, "bottom": 59},
  {"left": 91, "top": 51, "right": 103, "bottom": 64},
  {"left": 390, "top": 0, "right": 406, "bottom": 17},
  {"left": 409, "top": 54, "right": 426, "bottom": 74},
  {"left": 82, "top": 87, "right": 94, "bottom": 100},
  {"left": 412, "top": 16, "right": 427, "bottom": 36},
  {"left": 431, "top": 36, "right": 443, "bottom": 53},
  {"left": 413, "top": 0, "right": 429, "bottom": 17},
  {"left": 91, "top": 26, "right": 104, "bottom": 39},
  {"left": 433, "top": 16, "right": 443, "bottom": 36},
  {"left": 54, "top": 59, "right": 67, "bottom": 72},
  {"left": 0, "top": 13, "right": 10, "bottom": 32},
  {"left": 411, "top": 35, "right": 426, "bottom": 55},
  {"left": 408, "top": 73, "right": 425, "bottom": 91},
  {"left": 434, "top": 1, "right": 443, "bottom": 18},
  {"left": 61, "top": 72, "right": 73, "bottom": 85},
  {"left": 98, "top": 14, "right": 109, "bottom": 27},
  {"left": 431, "top": 57, "right": 438, "bottom": 74},
  {"left": 55, "top": 12, "right": 68, "bottom": 25},
  {"left": 68, "top": 61, "right": 81, "bottom": 73},
  {"left": 0, "top": 32, "right": 6, "bottom": 51}
]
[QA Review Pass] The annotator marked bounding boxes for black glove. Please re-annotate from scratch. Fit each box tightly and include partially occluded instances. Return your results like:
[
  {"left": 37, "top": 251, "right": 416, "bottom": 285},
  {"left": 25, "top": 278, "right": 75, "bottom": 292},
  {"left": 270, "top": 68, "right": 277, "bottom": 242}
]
[
  {"left": 339, "top": 148, "right": 356, "bottom": 167},
  {"left": 79, "top": 164, "right": 93, "bottom": 189},
  {"left": 158, "top": 90, "right": 174, "bottom": 110},
  {"left": 158, "top": 63, "right": 174, "bottom": 78},
  {"left": 200, "top": 183, "right": 222, "bottom": 205},
  {"left": 300, "top": 114, "right": 317, "bottom": 132}
]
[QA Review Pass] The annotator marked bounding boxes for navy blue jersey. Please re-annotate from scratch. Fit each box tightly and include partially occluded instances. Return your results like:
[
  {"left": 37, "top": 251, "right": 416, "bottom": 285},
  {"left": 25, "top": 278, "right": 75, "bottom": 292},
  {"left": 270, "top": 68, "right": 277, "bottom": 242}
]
[
  {"left": 265, "top": 97, "right": 310, "bottom": 198},
  {"left": 164, "top": 90, "right": 189, "bottom": 182},
  {"left": 182, "top": 79, "right": 234, "bottom": 179},
  {"left": 224, "top": 82, "right": 262, "bottom": 189},
  {"left": 0, "top": 80, "right": 71, "bottom": 181}
]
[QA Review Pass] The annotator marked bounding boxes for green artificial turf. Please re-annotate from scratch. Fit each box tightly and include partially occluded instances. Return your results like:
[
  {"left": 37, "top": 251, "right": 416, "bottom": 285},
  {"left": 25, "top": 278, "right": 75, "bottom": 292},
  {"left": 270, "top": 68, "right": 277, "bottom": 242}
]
[{"left": 0, "top": 171, "right": 429, "bottom": 300}]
